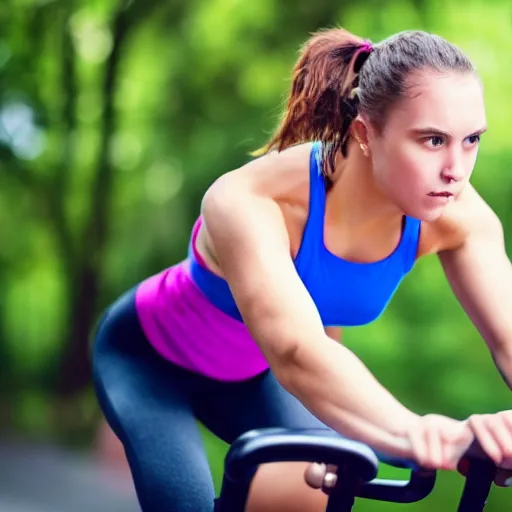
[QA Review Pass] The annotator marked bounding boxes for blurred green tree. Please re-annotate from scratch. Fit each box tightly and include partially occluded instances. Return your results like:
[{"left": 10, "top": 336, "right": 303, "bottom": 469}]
[{"left": 1, "top": 0, "right": 512, "bottom": 509}]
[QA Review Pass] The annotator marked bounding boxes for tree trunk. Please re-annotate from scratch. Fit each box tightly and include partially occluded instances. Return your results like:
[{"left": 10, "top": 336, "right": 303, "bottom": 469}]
[{"left": 56, "top": 5, "right": 130, "bottom": 397}]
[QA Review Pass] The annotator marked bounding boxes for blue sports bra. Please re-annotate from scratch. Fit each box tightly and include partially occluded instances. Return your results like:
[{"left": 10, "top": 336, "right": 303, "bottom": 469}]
[{"left": 189, "top": 142, "right": 421, "bottom": 326}]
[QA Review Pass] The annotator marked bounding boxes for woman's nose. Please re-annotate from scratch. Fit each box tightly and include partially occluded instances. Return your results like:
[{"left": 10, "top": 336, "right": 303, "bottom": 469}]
[{"left": 440, "top": 164, "right": 465, "bottom": 184}]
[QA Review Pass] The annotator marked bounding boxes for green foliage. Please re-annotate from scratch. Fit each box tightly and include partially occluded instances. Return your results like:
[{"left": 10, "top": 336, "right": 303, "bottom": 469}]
[{"left": 2, "top": 0, "right": 512, "bottom": 509}]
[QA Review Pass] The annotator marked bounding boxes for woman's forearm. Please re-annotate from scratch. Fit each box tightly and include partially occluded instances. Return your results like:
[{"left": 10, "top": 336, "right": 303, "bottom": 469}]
[
  {"left": 492, "top": 345, "right": 512, "bottom": 390},
  {"left": 283, "top": 336, "right": 420, "bottom": 459}
]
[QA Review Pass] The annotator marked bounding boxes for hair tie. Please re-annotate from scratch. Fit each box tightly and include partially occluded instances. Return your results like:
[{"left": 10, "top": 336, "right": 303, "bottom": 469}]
[
  {"left": 360, "top": 40, "right": 373, "bottom": 53},
  {"left": 354, "top": 40, "right": 373, "bottom": 60},
  {"left": 352, "top": 39, "right": 373, "bottom": 75}
]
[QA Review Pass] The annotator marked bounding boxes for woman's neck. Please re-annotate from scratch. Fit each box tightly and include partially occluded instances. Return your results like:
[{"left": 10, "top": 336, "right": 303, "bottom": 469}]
[{"left": 326, "top": 142, "right": 404, "bottom": 234}]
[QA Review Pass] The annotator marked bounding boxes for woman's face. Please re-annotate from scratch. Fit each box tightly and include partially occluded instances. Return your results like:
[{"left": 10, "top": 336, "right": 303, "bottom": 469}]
[{"left": 366, "top": 70, "right": 487, "bottom": 222}]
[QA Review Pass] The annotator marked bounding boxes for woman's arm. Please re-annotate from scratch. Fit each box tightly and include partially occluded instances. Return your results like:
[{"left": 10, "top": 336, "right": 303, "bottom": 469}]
[
  {"left": 201, "top": 148, "right": 419, "bottom": 458},
  {"left": 438, "top": 187, "right": 512, "bottom": 385},
  {"left": 325, "top": 326, "right": 342, "bottom": 341}
]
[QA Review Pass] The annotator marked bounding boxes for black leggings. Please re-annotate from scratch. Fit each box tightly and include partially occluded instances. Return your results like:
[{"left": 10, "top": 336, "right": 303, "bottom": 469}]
[{"left": 92, "top": 287, "right": 330, "bottom": 512}]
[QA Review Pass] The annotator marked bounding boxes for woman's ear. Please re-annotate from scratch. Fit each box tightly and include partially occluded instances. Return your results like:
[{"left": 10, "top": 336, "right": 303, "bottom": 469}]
[{"left": 350, "top": 117, "right": 370, "bottom": 157}]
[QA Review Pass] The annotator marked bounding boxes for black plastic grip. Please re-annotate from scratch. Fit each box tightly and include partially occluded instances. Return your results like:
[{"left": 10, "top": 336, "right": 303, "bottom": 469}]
[
  {"left": 457, "top": 440, "right": 498, "bottom": 512},
  {"left": 358, "top": 468, "right": 436, "bottom": 503}
]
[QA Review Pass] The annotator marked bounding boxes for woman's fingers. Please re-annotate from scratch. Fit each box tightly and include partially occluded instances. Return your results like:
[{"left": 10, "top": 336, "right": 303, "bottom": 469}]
[
  {"left": 467, "top": 415, "right": 503, "bottom": 466},
  {"left": 425, "top": 421, "right": 443, "bottom": 468},
  {"left": 466, "top": 414, "right": 512, "bottom": 467},
  {"left": 488, "top": 412, "right": 512, "bottom": 467},
  {"left": 408, "top": 424, "right": 430, "bottom": 468}
]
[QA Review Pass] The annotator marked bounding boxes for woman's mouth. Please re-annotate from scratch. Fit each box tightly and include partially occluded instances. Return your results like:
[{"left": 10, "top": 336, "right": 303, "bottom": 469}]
[{"left": 428, "top": 191, "right": 453, "bottom": 198}]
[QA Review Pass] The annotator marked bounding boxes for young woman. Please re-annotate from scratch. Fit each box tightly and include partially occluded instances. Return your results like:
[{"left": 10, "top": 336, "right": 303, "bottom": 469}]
[{"left": 92, "top": 27, "right": 512, "bottom": 512}]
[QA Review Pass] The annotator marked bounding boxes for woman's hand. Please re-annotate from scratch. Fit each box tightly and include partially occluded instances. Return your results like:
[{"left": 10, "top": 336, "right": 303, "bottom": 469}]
[
  {"left": 306, "top": 411, "right": 512, "bottom": 493},
  {"left": 305, "top": 414, "right": 474, "bottom": 493},
  {"left": 459, "top": 411, "right": 512, "bottom": 487},
  {"left": 402, "top": 414, "right": 474, "bottom": 470}
]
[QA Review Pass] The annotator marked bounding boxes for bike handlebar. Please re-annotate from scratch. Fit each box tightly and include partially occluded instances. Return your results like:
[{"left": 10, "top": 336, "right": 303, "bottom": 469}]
[
  {"left": 457, "top": 439, "right": 498, "bottom": 511},
  {"left": 214, "top": 428, "right": 501, "bottom": 512},
  {"left": 216, "top": 428, "right": 379, "bottom": 512}
]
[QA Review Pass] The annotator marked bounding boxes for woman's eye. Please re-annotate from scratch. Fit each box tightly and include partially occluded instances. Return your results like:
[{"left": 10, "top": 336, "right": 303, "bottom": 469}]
[
  {"left": 466, "top": 134, "right": 481, "bottom": 146},
  {"left": 425, "top": 136, "right": 444, "bottom": 148}
]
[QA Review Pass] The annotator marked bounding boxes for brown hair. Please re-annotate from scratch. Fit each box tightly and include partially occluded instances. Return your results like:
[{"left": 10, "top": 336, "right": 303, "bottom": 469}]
[{"left": 255, "top": 28, "right": 475, "bottom": 183}]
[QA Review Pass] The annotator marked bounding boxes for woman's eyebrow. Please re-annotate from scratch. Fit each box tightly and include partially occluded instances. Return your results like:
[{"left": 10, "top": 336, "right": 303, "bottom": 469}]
[{"left": 410, "top": 126, "right": 487, "bottom": 137}]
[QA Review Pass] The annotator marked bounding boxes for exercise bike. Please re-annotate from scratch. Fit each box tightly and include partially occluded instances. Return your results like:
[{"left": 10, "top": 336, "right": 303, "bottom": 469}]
[{"left": 214, "top": 427, "right": 506, "bottom": 511}]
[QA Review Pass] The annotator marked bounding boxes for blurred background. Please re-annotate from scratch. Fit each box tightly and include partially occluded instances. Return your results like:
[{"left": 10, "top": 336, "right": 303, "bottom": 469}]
[{"left": 1, "top": 0, "right": 512, "bottom": 510}]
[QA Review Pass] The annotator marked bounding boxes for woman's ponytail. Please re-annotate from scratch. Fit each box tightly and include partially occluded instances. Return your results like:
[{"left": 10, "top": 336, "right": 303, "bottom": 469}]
[{"left": 254, "top": 28, "right": 373, "bottom": 181}]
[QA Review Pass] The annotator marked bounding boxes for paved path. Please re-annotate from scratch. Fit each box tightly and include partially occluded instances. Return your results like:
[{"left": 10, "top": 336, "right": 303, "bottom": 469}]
[{"left": 0, "top": 442, "right": 139, "bottom": 511}]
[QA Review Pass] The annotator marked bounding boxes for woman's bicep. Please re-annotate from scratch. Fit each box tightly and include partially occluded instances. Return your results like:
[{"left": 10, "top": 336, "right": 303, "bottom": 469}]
[{"left": 201, "top": 176, "right": 325, "bottom": 367}]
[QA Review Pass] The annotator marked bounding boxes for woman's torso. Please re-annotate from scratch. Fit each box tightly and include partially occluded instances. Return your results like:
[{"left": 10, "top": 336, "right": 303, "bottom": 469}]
[
  {"left": 134, "top": 142, "right": 448, "bottom": 380},
  {"left": 190, "top": 142, "right": 422, "bottom": 325}
]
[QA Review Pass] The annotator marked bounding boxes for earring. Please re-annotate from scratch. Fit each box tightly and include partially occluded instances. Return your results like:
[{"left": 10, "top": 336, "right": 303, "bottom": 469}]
[{"left": 359, "top": 143, "right": 369, "bottom": 157}]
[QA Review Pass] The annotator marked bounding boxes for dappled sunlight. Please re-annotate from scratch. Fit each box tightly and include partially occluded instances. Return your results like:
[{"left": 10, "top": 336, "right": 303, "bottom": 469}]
[{"left": 70, "top": 10, "right": 113, "bottom": 65}]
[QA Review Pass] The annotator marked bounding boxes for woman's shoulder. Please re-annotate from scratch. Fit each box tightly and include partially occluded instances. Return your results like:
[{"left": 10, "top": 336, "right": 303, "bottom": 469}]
[
  {"left": 202, "top": 142, "right": 315, "bottom": 231},
  {"left": 196, "top": 143, "right": 316, "bottom": 273},
  {"left": 418, "top": 184, "right": 502, "bottom": 257},
  {"left": 216, "top": 142, "right": 314, "bottom": 198}
]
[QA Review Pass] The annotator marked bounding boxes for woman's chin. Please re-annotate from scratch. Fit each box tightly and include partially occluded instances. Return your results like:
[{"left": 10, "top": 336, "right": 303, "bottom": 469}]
[{"left": 403, "top": 203, "right": 448, "bottom": 223}]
